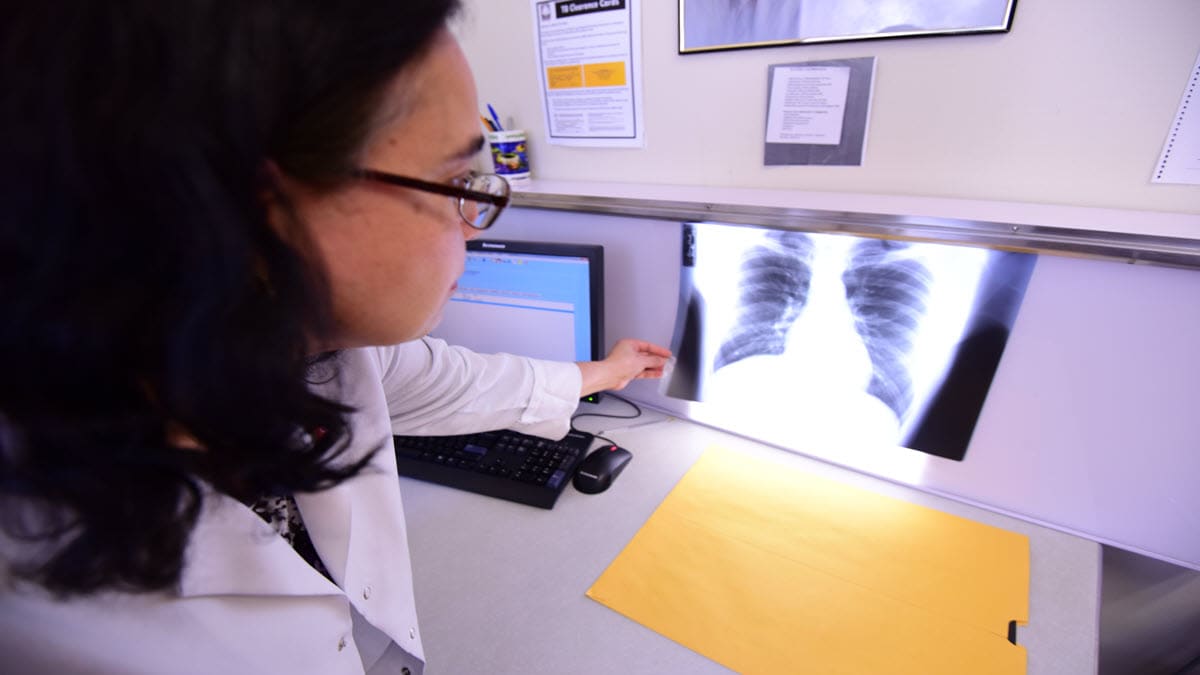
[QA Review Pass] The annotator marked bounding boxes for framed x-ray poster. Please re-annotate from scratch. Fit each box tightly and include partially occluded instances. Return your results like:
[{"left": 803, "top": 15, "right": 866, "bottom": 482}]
[{"left": 680, "top": 0, "right": 1018, "bottom": 54}]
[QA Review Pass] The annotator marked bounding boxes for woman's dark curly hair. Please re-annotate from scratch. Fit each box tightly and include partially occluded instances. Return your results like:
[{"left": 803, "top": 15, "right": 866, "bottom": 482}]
[{"left": 0, "top": 0, "right": 460, "bottom": 595}]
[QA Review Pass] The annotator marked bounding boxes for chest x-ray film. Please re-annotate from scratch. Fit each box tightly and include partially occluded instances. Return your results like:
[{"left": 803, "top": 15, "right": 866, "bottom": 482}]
[{"left": 664, "top": 222, "right": 1036, "bottom": 460}]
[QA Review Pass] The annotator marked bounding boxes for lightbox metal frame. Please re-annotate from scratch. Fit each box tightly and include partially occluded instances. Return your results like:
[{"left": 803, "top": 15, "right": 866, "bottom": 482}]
[{"left": 511, "top": 191, "right": 1200, "bottom": 270}]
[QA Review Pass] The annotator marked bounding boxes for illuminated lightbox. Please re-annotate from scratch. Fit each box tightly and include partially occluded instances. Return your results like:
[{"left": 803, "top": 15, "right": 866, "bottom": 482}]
[{"left": 664, "top": 222, "right": 1036, "bottom": 461}]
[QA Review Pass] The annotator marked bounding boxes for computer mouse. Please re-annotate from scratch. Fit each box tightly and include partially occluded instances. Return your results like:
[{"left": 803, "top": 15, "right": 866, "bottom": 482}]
[{"left": 573, "top": 444, "right": 632, "bottom": 494}]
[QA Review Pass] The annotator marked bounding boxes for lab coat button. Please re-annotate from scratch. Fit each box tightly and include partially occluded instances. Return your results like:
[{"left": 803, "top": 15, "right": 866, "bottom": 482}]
[
  {"left": 337, "top": 636, "right": 347, "bottom": 652},
  {"left": 362, "top": 585, "right": 372, "bottom": 600},
  {"left": 409, "top": 628, "right": 416, "bottom": 639}
]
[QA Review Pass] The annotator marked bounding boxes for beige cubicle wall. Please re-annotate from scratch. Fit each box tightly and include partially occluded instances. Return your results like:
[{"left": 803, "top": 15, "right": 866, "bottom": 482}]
[{"left": 454, "top": 0, "right": 1200, "bottom": 219}]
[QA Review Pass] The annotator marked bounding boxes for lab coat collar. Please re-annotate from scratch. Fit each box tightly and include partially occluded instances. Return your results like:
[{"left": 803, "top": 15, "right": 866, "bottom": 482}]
[
  {"left": 294, "top": 479, "right": 353, "bottom": 585},
  {"left": 179, "top": 349, "right": 375, "bottom": 600},
  {"left": 178, "top": 488, "right": 343, "bottom": 599}
]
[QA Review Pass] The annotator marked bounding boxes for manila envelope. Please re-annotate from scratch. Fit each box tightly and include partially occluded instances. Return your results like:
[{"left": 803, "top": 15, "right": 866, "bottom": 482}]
[{"left": 587, "top": 446, "right": 1029, "bottom": 675}]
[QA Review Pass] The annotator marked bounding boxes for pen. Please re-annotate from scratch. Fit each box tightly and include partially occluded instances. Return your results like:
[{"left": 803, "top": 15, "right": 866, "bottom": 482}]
[
  {"left": 480, "top": 115, "right": 496, "bottom": 132},
  {"left": 486, "top": 103, "right": 503, "bottom": 131}
]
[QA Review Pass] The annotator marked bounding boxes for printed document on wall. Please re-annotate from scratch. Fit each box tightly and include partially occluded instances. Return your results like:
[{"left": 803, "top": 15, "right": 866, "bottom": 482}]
[
  {"left": 532, "top": 0, "right": 644, "bottom": 147},
  {"left": 763, "top": 57, "right": 875, "bottom": 166},
  {"left": 1152, "top": 49, "right": 1200, "bottom": 185},
  {"left": 766, "top": 65, "right": 851, "bottom": 146}
]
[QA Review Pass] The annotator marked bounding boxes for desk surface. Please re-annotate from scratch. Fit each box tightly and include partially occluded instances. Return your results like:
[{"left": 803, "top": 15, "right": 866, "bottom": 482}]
[{"left": 400, "top": 411, "right": 1100, "bottom": 675}]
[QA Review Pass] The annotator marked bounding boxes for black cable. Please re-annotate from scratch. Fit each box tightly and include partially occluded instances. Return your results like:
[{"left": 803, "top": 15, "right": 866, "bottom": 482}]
[
  {"left": 570, "top": 392, "right": 643, "bottom": 448},
  {"left": 592, "top": 433, "right": 618, "bottom": 447}
]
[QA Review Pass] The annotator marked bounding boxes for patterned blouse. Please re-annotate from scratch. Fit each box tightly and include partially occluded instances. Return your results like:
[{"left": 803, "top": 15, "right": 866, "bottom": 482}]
[{"left": 250, "top": 493, "right": 332, "bottom": 581}]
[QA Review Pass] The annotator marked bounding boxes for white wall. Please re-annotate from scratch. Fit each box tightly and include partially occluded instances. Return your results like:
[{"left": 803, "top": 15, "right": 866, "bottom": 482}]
[{"left": 454, "top": 1, "right": 1200, "bottom": 217}]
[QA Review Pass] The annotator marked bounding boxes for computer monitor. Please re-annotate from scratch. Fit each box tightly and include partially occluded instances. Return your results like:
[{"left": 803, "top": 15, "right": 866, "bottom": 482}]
[{"left": 430, "top": 239, "right": 605, "bottom": 402}]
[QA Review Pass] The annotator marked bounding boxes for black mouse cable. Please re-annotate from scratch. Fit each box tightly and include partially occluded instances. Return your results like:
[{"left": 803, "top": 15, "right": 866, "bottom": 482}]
[
  {"left": 591, "top": 432, "right": 619, "bottom": 447},
  {"left": 569, "top": 392, "right": 643, "bottom": 448}
]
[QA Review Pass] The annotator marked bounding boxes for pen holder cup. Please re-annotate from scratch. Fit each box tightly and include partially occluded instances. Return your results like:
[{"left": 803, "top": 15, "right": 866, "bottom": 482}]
[{"left": 486, "top": 130, "right": 531, "bottom": 181}]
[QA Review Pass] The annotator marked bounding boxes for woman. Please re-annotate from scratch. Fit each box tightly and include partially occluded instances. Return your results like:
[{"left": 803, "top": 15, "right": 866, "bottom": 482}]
[{"left": 0, "top": 2, "right": 669, "bottom": 672}]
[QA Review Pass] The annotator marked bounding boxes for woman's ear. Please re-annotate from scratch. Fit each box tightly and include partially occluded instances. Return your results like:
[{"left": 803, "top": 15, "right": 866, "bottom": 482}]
[
  {"left": 258, "top": 160, "right": 291, "bottom": 238},
  {"left": 255, "top": 160, "right": 330, "bottom": 288}
]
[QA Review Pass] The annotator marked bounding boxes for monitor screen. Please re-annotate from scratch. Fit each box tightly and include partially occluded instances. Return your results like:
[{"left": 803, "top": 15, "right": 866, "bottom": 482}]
[{"left": 431, "top": 239, "right": 605, "bottom": 400}]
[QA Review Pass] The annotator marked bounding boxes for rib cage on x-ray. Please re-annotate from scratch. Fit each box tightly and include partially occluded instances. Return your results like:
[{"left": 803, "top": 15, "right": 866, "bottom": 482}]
[
  {"left": 666, "top": 221, "right": 1036, "bottom": 461},
  {"left": 714, "top": 231, "right": 815, "bottom": 370},
  {"left": 841, "top": 239, "right": 933, "bottom": 421},
  {"left": 714, "top": 235, "right": 933, "bottom": 424}
]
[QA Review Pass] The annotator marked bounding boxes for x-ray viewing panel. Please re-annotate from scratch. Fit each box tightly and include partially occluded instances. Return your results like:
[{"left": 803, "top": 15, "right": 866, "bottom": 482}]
[{"left": 664, "top": 222, "right": 1036, "bottom": 461}]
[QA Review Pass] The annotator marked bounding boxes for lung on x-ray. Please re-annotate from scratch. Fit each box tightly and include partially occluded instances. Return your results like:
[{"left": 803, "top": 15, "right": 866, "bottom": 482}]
[{"left": 664, "top": 221, "right": 1036, "bottom": 461}]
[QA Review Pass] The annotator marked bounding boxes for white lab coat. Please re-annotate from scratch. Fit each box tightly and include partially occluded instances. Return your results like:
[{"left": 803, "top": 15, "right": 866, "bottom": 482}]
[{"left": 0, "top": 338, "right": 583, "bottom": 674}]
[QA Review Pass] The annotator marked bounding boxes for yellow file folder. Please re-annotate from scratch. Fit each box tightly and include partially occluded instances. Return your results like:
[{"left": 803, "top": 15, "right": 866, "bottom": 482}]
[{"left": 587, "top": 447, "right": 1029, "bottom": 675}]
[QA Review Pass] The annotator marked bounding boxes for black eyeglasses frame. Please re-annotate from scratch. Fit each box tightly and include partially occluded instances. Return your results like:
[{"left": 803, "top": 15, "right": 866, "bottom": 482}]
[{"left": 351, "top": 168, "right": 511, "bottom": 230}]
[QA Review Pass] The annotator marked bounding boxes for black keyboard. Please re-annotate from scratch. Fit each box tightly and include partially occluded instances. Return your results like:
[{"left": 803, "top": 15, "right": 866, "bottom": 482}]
[{"left": 393, "top": 429, "right": 595, "bottom": 509}]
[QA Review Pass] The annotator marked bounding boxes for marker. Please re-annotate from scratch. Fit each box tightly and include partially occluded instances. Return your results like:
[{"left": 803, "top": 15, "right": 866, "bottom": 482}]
[
  {"left": 486, "top": 103, "right": 503, "bottom": 131},
  {"left": 480, "top": 115, "right": 496, "bottom": 132}
]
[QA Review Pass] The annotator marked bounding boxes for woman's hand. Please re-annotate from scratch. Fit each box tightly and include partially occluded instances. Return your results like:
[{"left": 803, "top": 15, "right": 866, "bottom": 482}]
[{"left": 577, "top": 339, "right": 672, "bottom": 396}]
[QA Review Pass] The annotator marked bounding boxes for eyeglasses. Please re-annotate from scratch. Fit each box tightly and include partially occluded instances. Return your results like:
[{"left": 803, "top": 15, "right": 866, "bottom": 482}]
[{"left": 352, "top": 168, "right": 511, "bottom": 230}]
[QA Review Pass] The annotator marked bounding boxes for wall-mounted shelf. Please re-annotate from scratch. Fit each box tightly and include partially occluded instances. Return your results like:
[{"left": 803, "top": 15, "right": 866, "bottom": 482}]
[{"left": 510, "top": 180, "right": 1200, "bottom": 269}]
